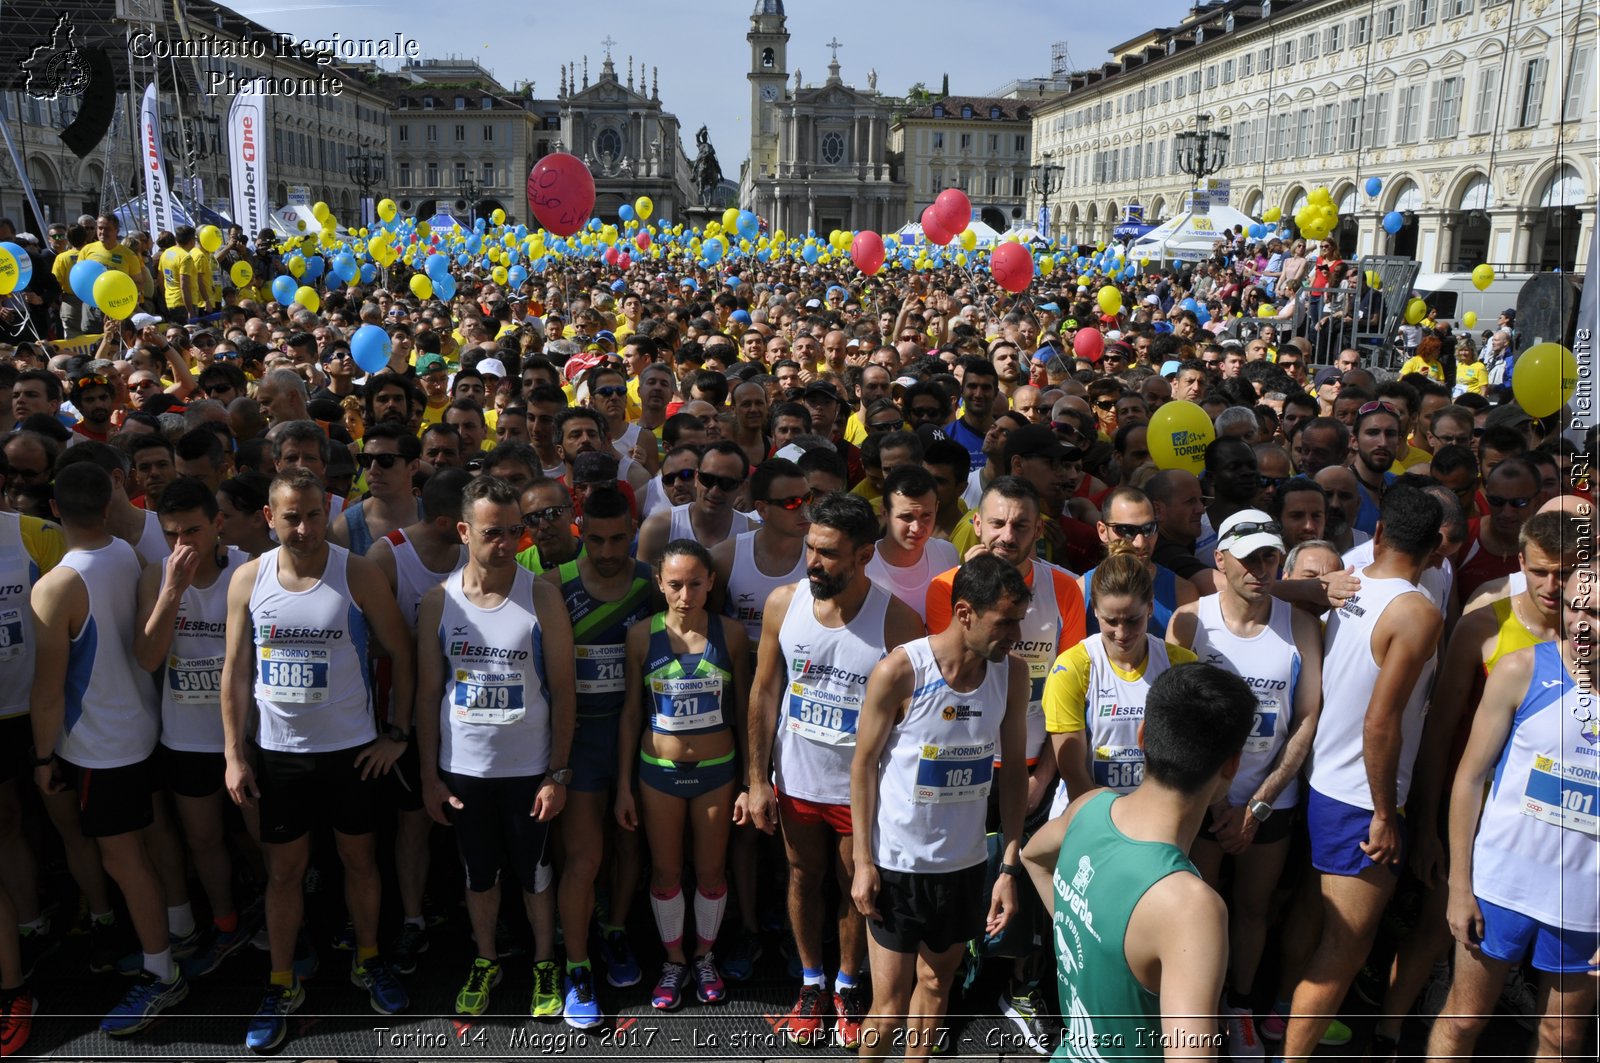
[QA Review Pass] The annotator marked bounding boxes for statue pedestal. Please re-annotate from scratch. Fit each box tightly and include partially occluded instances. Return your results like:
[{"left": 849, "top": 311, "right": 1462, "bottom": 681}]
[{"left": 683, "top": 205, "right": 720, "bottom": 232}]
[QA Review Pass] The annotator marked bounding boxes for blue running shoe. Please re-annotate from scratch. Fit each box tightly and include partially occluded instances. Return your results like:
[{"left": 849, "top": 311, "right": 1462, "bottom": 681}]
[
  {"left": 245, "top": 980, "right": 303, "bottom": 1054},
  {"left": 101, "top": 971, "right": 188, "bottom": 1037},
  {"left": 181, "top": 926, "right": 251, "bottom": 980},
  {"left": 562, "top": 965, "right": 602, "bottom": 1030},
  {"left": 598, "top": 929, "right": 641, "bottom": 988},
  {"left": 351, "top": 957, "right": 409, "bottom": 1015}
]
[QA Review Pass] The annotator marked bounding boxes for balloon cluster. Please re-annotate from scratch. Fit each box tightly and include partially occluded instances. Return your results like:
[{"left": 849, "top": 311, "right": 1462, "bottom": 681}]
[{"left": 1292, "top": 186, "right": 1341, "bottom": 243}]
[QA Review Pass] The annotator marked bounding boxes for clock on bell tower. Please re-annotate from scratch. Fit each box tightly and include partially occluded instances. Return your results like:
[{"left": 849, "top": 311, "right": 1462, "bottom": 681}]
[{"left": 747, "top": 1, "right": 789, "bottom": 182}]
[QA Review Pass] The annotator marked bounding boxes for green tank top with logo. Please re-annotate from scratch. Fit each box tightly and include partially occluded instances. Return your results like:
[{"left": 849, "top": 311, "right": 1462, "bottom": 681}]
[{"left": 1051, "top": 790, "right": 1197, "bottom": 1061}]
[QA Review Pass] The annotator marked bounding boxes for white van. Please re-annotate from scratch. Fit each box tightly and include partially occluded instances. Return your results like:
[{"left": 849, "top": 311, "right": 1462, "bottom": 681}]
[{"left": 1410, "top": 271, "right": 1535, "bottom": 326}]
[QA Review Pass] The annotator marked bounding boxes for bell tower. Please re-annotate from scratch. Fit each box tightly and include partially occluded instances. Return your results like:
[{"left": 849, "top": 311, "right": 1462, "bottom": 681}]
[{"left": 747, "top": 0, "right": 789, "bottom": 183}]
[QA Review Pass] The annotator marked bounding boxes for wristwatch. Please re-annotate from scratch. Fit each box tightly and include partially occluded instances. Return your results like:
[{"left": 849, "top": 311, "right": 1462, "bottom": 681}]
[
  {"left": 548, "top": 768, "right": 573, "bottom": 786},
  {"left": 1247, "top": 799, "right": 1274, "bottom": 822},
  {"left": 30, "top": 748, "right": 54, "bottom": 768},
  {"left": 997, "top": 862, "right": 1025, "bottom": 879},
  {"left": 382, "top": 725, "right": 411, "bottom": 743}
]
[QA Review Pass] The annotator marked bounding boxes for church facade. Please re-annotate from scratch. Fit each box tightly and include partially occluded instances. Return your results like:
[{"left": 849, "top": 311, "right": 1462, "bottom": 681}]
[{"left": 738, "top": 0, "right": 906, "bottom": 235}]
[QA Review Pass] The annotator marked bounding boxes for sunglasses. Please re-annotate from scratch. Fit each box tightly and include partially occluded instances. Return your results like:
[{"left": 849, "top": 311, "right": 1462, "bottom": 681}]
[
  {"left": 909, "top": 406, "right": 944, "bottom": 420},
  {"left": 868, "top": 418, "right": 904, "bottom": 432},
  {"left": 205, "top": 384, "right": 237, "bottom": 396},
  {"left": 472, "top": 523, "right": 525, "bottom": 542},
  {"left": 132, "top": 379, "right": 161, "bottom": 390},
  {"left": 763, "top": 491, "right": 813, "bottom": 511},
  {"left": 522, "top": 505, "right": 570, "bottom": 525},
  {"left": 662, "top": 468, "right": 697, "bottom": 485},
  {"left": 465, "top": 456, "right": 486, "bottom": 472},
  {"left": 1050, "top": 420, "right": 1083, "bottom": 437},
  {"left": 592, "top": 385, "right": 627, "bottom": 399},
  {"left": 1107, "top": 520, "right": 1158, "bottom": 539},
  {"left": 74, "top": 375, "right": 110, "bottom": 390},
  {"left": 357, "top": 451, "right": 407, "bottom": 470},
  {"left": 1221, "top": 520, "right": 1283, "bottom": 541},
  {"left": 697, "top": 471, "right": 745, "bottom": 493},
  {"left": 1094, "top": 399, "right": 1118, "bottom": 411},
  {"left": 1485, "top": 494, "right": 1533, "bottom": 510},
  {"left": 1258, "top": 475, "right": 1290, "bottom": 491}
]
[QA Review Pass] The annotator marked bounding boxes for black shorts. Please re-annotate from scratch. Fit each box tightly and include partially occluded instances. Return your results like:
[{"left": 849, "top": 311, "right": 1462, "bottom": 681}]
[
  {"left": 384, "top": 736, "right": 423, "bottom": 812},
  {"left": 59, "top": 755, "right": 155, "bottom": 838},
  {"left": 0, "top": 716, "right": 31, "bottom": 785},
  {"left": 1198, "top": 803, "right": 1297, "bottom": 846},
  {"left": 257, "top": 746, "right": 380, "bottom": 844},
  {"left": 160, "top": 744, "right": 226, "bottom": 799},
  {"left": 870, "top": 863, "right": 988, "bottom": 955},
  {"left": 441, "top": 771, "right": 551, "bottom": 893}
]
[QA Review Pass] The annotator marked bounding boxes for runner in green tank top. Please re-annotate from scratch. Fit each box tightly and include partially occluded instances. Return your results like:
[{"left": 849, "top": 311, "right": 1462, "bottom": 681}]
[{"left": 1023, "top": 663, "right": 1259, "bottom": 1061}]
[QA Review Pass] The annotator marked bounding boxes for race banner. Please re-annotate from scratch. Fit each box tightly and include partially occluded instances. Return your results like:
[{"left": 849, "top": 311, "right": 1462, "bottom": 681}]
[
  {"left": 139, "top": 82, "right": 176, "bottom": 236},
  {"left": 228, "top": 86, "right": 269, "bottom": 236}
]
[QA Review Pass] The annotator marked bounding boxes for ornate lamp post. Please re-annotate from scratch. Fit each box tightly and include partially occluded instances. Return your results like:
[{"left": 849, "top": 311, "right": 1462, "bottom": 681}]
[
  {"left": 1174, "top": 112, "right": 1230, "bottom": 188},
  {"left": 1030, "top": 149, "right": 1064, "bottom": 236}
]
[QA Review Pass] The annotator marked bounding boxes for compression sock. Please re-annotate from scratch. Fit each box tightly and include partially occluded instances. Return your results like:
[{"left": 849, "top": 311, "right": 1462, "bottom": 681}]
[
  {"left": 693, "top": 885, "right": 727, "bottom": 953},
  {"left": 649, "top": 887, "right": 685, "bottom": 951}
]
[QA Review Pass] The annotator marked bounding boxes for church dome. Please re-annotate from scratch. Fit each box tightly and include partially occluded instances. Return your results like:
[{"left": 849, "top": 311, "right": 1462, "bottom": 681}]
[{"left": 753, "top": 0, "right": 784, "bottom": 14}]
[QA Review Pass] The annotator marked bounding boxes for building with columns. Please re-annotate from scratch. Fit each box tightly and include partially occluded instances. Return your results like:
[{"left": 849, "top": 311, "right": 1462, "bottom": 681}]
[
  {"left": 739, "top": 1, "right": 905, "bottom": 234},
  {"left": 1027, "top": 0, "right": 1596, "bottom": 273},
  {"left": 889, "top": 97, "right": 1035, "bottom": 232}
]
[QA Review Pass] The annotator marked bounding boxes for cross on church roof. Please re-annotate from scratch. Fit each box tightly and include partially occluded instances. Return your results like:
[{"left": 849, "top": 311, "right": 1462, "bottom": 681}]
[
  {"left": 825, "top": 37, "right": 843, "bottom": 63},
  {"left": 601, "top": 35, "right": 617, "bottom": 59}
]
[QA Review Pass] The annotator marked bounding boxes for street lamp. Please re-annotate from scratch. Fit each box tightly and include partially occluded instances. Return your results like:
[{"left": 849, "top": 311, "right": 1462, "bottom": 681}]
[
  {"left": 1174, "top": 113, "right": 1229, "bottom": 186},
  {"left": 347, "top": 151, "right": 386, "bottom": 226},
  {"left": 459, "top": 175, "right": 482, "bottom": 223},
  {"left": 1030, "top": 150, "right": 1064, "bottom": 235}
]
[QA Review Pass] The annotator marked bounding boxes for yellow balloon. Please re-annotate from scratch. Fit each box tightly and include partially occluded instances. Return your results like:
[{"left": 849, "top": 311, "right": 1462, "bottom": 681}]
[
  {"left": 1139, "top": 257, "right": 1150, "bottom": 267},
  {"left": 633, "top": 196, "right": 654, "bottom": 221},
  {"left": 1040, "top": 255, "right": 1055, "bottom": 276},
  {"left": 1147, "top": 400, "right": 1216, "bottom": 474},
  {"left": 0, "top": 246, "right": 20, "bottom": 295},
  {"left": 1258, "top": 304, "right": 1277, "bottom": 318},
  {"left": 1363, "top": 270, "right": 1382, "bottom": 290},
  {"left": 287, "top": 257, "right": 305, "bottom": 278},
  {"left": 1405, "top": 297, "right": 1426, "bottom": 325},
  {"left": 230, "top": 260, "right": 253, "bottom": 287},
  {"left": 1097, "top": 285, "right": 1122, "bottom": 316},
  {"left": 377, "top": 198, "right": 398, "bottom": 222},
  {"left": 410, "top": 274, "right": 433, "bottom": 300},
  {"left": 772, "top": 228, "right": 784, "bottom": 243},
  {"left": 959, "top": 229, "right": 977, "bottom": 251},
  {"left": 1471, "top": 263, "right": 1495, "bottom": 291},
  {"left": 491, "top": 208, "right": 506, "bottom": 226},
  {"left": 1309, "top": 187, "right": 1332, "bottom": 206},
  {"left": 723, "top": 208, "right": 741, "bottom": 233},
  {"left": 197, "top": 225, "right": 223, "bottom": 254},
  {"left": 1512, "top": 343, "right": 1578, "bottom": 418},
  {"left": 1263, "top": 207, "right": 1282, "bottom": 223},
  {"left": 1463, "top": 311, "right": 1478, "bottom": 328},
  {"left": 312, "top": 201, "right": 331, "bottom": 221},
  {"left": 418, "top": 222, "right": 432, "bottom": 239},
  {"left": 93, "top": 271, "right": 139, "bottom": 319},
  {"left": 293, "top": 286, "right": 318, "bottom": 312},
  {"left": 492, "top": 266, "right": 508, "bottom": 285}
]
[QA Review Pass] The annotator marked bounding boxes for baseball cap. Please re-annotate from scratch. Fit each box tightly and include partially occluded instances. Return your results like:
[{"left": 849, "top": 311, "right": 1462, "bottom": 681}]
[
  {"left": 475, "top": 357, "right": 507, "bottom": 379},
  {"left": 804, "top": 298, "right": 822, "bottom": 309},
  {"left": 730, "top": 309, "right": 752, "bottom": 325},
  {"left": 610, "top": 280, "right": 626, "bottom": 292},
  {"left": 913, "top": 423, "right": 949, "bottom": 448},
  {"left": 1217, "top": 509, "right": 1285, "bottom": 559},
  {"left": 416, "top": 353, "right": 448, "bottom": 375},
  {"left": 1038, "top": 302, "right": 1061, "bottom": 314},
  {"left": 1484, "top": 402, "right": 1533, "bottom": 431},
  {"left": 1500, "top": 308, "right": 1516, "bottom": 321},
  {"left": 1004, "top": 424, "right": 1084, "bottom": 466},
  {"left": 802, "top": 380, "right": 843, "bottom": 403},
  {"left": 1313, "top": 367, "right": 1341, "bottom": 387},
  {"left": 1160, "top": 359, "right": 1182, "bottom": 378},
  {"left": 573, "top": 450, "right": 620, "bottom": 484},
  {"left": 131, "top": 312, "right": 163, "bottom": 329}
]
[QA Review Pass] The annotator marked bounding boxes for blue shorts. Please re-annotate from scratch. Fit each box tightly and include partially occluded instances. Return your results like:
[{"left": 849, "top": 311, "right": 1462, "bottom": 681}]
[
  {"left": 1306, "top": 788, "right": 1406, "bottom": 878},
  {"left": 1478, "top": 897, "right": 1600, "bottom": 975},
  {"left": 569, "top": 714, "right": 620, "bottom": 794},
  {"left": 638, "top": 751, "right": 736, "bottom": 800}
]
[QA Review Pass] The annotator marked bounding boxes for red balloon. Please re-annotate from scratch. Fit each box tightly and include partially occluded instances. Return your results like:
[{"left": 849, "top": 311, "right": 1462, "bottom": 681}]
[
  {"left": 526, "top": 152, "right": 596, "bottom": 238},
  {"left": 935, "top": 187, "right": 972, "bottom": 233},
  {"left": 990, "top": 242, "right": 1035, "bottom": 294},
  {"left": 603, "top": 247, "right": 619, "bottom": 265},
  {"left": 617, "top": 253, "right": 632, "bottom": 270},
  {"left": 1073, "top": 327, "right": 1105, "bottom": 363},
  {"left": 850, "top": 230, "right": 886, "bottom": 276},
  {"left": 634, "top": 232, "right": 651, "bottom": 251},
  {"left": 920, "top": 204, "right": 953, "bottom": 246}
]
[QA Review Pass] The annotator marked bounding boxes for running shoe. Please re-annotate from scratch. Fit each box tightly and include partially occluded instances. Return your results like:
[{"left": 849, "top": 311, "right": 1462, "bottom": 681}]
[
  {"left": 720, "top": 925, "right": 761, "bottom": 982},
  {"left": 181, "top": 926, "right": 251, "bottom": 979},
  {"left": 87, "top": 917, "right": 123, "bottom": 975},
  {"left": 1259, "top": 1008, "right": 1351, "bottom": 1046},
  {"left": 1368, "top": 1030, "right": 1400, "bottom": 1062},
  {"left": 563, "top": 965, "right": 602, "bottom": 1029},
  {"left": 17, "top": 926, "right": 56, "bottom": 982},
  {"left": 651, "top": 961, "right": 687, "bottom": 1011},
  {"left": 1000, "top": 987, "right": 1057, "bottom": 1055},
  {"left": 391, "top": 923, "right": 429, "bottom": 975},
  {"left": 351, "top": 957, "right": 409, "bottom": 1015},
  {"left": 599, "top": 928, "right": 641, "bottom": 988},
  {"left": 1222, "top": 1004, "right": 1264, "bottom": 1060},
  {"left": 330, "top": 919, "right": 355, "bottom": 952},
  {"left": 782, "top": 983, "right": 830, "bottom": 1044},
  {"left": 100, "top": 970, "right": 188, "bottom": 1037},
  {"left": 693, "top": 952, "right": 726, "bottom": 1004},
  {"left": 454, "top": 957, "right": 501, "bottom": 1017},
  {"left": 834, "top": 984, "right": 869, "bottom": 1049},
  {"left": 0, "top": 988, "right": 34, "bottom": 1058},
  {"left": 244, "top": 980, "right": 303, "bottom": 1054},
  {"left": 530, "top": 960, "right": 562, "bottom": 1019}
]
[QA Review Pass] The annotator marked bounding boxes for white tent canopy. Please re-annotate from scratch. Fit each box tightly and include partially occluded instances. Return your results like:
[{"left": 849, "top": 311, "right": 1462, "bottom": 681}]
[
  {"left": 894, "top": 219, "right": 1001, "bottom": 245},
  {"left": 1128, "top": 204, "right": 1259, "bottom": 263},
  {"left": 1000, "top": 225, "right": 1049, "bottom": 245}
]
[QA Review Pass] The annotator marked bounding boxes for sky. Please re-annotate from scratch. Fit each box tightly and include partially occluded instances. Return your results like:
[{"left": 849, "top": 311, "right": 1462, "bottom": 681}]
[{"left": 231, "top": 0, "right": 1197, "bottom": 161}]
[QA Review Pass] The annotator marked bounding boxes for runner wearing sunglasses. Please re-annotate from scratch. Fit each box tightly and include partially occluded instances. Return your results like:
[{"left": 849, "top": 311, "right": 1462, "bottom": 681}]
[
  {"left": 1083, "top": 486, "right": 1199, "bottom": 640},
  {"left": 638, "top": 441, "right": 757, "bottom": 565},
  {"left": 329, "top": 424, "right": 424, "bottom": 558}
]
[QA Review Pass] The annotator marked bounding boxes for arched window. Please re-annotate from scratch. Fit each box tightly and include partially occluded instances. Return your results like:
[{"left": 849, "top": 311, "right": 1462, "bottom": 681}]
[
  {"left": 596, "top": 128, "right": 622, "bottom": 159},
  {"left": 821, "top": 131, "right": 845, "bottom": 165},
  {"left": 761, "top": 48, "right": 775, "bottom": 69},
  {"left": 1540, "top": 165, "right": 1584, "bottom": 208}
]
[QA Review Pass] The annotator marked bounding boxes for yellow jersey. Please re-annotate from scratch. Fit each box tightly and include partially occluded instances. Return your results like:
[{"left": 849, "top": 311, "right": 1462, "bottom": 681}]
[
  {"left": 1456, "top": 362, "right": 1488, "bottom": 396},
  {"left": 79, "top": 240, "right": 145, "bottom": 278},
  {"left": 160, "top": 246, "right": 196, "bottom": 311}
]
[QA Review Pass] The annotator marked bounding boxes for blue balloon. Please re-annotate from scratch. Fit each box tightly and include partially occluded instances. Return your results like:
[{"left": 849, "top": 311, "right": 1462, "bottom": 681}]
[
  {"left": 802, "top": 244, "right": 820, "bottom": 265},
  {"left": 426, "top": 253, "right": 451, "bottom": 280},
  {"left": 1382, "top": 211, "right": 1404, "bottom": 235},
  {"left": 702, "top": 237, "right": 724, "bottom": 264},
  {"left": 456, "top": 253, "right": 472, "bottom": 267},
  {"left": 1365, "top": 176, "right": 1383, "bottom": 197},
  {"left": 507, "top": 265, "right": 527, "bottom": 289},
  {"left": 619, "top": 204, "right": 636, "bottom": 222},
  {"left": 0, "top": 242, "right": 31, "bottom": 292},
  {"left": 271, "top": 275, "right": 297, "bottom": 307},
  {"left": 434, "top": 273, "right": 457, "bottom": 301},
  {"left": 737, "top": 210, "right": 759, "bottom": 241},
  {"left": 300, "top": 255, "right": 323, "bottom": 281},
  {"left": 69, "top": 259, "right": 107, "bottom": 303},
  {"left": 351, "top": 323, "right": 392, "bottom": 373},
  {"left": 1180, "top": 297, "right": 1200, "bottom": 313},
  {"left": 359, "top": 263, "right": 377, "bottom": 284},
  {"left": 514, "top": 225, "right": 528, "bottom": 239}
]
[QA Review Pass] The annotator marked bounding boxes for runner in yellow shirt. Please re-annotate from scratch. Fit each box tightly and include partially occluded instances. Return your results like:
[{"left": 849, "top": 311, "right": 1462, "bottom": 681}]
[
  {"left": 1454, "top": 337, "right": 1488, "bottom": 396},
  {"left": 159, "top": 227, "right": 199, "bottom": 323}
]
